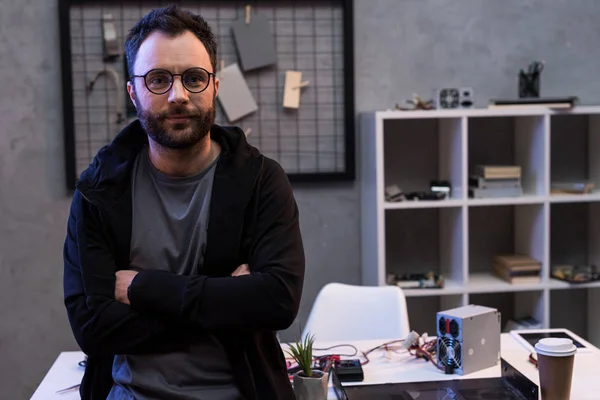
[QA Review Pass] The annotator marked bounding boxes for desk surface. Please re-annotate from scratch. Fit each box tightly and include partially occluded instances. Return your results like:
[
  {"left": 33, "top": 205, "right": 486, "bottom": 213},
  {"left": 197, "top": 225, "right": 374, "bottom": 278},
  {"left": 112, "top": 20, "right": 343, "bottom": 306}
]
[{"left": 31, "top": 332, "right": 600, "bottom": 400}]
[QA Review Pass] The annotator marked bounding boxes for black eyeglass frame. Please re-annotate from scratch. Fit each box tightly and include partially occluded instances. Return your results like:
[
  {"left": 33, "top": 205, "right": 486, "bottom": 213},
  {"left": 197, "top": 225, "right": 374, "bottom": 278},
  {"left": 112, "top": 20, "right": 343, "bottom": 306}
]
[{"left": 130, "top": 67, "right": 216, "bottom": 95}]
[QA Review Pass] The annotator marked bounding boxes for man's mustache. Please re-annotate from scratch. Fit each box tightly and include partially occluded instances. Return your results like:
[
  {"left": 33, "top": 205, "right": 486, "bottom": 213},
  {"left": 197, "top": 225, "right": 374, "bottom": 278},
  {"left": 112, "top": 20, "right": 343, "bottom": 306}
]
[{"left": 157, "top": 108, "right": 202, "bottom": 119}]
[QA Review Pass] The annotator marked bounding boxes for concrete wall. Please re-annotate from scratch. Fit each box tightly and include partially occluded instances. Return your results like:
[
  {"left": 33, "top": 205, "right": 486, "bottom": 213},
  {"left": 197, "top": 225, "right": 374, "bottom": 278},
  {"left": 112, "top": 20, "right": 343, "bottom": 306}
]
[{"left": 2, "top": 0, "right": 600, "bottom": 398}]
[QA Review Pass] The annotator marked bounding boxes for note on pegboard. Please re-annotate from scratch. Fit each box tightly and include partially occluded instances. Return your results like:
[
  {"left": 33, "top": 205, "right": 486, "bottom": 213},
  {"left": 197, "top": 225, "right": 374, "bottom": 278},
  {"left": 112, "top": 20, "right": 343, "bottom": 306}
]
[
  {"left": 217, "top": 63, "right": 258, "bottom": 122},
  {"left": 231, "top": 13, "right": 277, "bottom": 72}
]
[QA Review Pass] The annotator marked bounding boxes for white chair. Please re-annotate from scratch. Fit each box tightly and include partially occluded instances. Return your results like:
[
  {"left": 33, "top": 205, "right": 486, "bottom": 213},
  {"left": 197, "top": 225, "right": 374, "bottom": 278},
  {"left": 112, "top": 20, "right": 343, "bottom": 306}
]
[{"left": 301, "top": 282, "right": 410, "bottom": 342}]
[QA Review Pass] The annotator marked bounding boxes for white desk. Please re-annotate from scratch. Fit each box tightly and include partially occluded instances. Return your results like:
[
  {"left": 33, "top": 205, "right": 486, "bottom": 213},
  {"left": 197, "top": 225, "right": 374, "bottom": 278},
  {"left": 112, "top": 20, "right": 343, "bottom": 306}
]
[
  {"left": 31, "top": 332, "right": 600, "bottom": 400},
  {"left": 314, "top": 334, "right": 600, "bottom": 399}
]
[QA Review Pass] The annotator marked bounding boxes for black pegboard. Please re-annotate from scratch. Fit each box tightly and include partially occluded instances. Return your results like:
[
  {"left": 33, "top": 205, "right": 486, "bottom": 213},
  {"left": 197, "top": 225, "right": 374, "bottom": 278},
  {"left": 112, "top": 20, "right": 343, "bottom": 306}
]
[{"left": 58, "top": 0, "right": 355, "bottom": 190}]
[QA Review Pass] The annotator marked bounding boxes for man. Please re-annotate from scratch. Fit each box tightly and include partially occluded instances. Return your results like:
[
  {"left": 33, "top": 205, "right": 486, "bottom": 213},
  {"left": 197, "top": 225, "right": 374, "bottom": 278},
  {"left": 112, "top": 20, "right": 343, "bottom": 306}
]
[{"left": 63, "top": 5, "right": 305, "bottom": 400}]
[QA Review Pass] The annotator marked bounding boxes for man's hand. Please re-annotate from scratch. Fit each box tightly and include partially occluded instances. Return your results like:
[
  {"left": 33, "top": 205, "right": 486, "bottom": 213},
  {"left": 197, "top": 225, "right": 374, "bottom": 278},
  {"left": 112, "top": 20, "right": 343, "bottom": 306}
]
[
  {"left": 231, "top": 263, "right": 250, "bottom": 277},
  {"left": 115, "top": 270, "right": 138, "bottom": 305}
]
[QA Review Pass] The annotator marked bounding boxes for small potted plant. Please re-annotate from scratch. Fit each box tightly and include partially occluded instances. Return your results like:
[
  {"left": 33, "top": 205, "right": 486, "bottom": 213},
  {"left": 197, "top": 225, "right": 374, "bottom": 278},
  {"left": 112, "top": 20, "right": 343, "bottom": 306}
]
[{"left": 286, "top": 333, "right": 328, "bottom": 400}]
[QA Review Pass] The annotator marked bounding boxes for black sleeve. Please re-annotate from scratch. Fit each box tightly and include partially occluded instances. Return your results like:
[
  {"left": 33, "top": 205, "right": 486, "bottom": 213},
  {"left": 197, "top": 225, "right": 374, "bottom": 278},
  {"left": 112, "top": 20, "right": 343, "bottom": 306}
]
[
  {"left": 63, "top": 190, "right": 195, "bottom": 357},
  {"left": 129, "top": 159, "right": 306, "bottom": 332}
]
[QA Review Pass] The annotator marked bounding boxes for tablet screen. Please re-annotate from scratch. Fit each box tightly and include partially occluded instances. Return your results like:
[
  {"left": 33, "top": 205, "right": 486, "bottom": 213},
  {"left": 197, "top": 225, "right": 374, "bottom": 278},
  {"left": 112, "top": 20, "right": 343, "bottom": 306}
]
[{"left": 517, "top": 331, "right": 586, "bottom": 348}]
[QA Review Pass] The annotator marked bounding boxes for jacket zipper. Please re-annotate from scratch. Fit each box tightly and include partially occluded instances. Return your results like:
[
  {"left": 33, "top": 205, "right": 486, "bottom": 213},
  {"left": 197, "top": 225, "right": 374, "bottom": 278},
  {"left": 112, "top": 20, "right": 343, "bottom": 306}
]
[
  {"left": 244, "top": 350, "right": 259, "bottom": 400},
  {"left": 77, "top": 184, "right": 104, "bottom": 211},
  {"left": 78, "top": 187, "right": 96, "bottom": 206}
]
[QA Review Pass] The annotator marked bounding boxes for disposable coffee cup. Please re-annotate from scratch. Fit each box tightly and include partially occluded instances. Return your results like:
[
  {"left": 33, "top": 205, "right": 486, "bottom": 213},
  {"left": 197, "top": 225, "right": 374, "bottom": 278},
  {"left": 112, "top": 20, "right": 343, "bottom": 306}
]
[{"left": 534, "top": 338, "right": 577, "bottom": 400}]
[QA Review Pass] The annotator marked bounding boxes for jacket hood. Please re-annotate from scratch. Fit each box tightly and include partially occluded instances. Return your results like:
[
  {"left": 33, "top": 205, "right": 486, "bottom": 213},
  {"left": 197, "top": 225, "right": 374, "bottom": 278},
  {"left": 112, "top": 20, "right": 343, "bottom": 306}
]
[{"left": 76, "top": 119, "right": 257, "bottom": 208}]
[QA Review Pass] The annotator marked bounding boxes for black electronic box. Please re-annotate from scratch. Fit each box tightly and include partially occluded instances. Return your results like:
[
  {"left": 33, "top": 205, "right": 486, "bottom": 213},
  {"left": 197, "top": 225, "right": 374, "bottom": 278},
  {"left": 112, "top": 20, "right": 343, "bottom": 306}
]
[{"left": 334, "top": 359, "right": 364, "bottom": 383}]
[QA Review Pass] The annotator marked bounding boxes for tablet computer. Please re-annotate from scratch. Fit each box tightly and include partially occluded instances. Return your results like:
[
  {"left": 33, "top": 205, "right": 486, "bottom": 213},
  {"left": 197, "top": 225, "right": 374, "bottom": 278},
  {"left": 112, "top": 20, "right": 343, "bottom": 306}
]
[{"left": 510, "top": 328, "right": 594, "bottom": 354}]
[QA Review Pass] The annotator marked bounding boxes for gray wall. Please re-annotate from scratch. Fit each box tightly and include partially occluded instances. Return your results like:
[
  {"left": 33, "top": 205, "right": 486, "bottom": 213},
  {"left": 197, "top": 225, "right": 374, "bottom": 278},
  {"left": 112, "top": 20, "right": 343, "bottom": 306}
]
[{"left": 2, "top": 0, "right": 600, "bottom": 398}]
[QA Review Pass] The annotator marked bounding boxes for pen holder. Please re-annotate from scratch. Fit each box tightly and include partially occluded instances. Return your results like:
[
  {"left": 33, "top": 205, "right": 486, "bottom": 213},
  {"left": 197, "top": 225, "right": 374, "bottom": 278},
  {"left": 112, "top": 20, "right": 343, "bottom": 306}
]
[{"left": 519, "top": 71, "right": 540, "bottom": 98}]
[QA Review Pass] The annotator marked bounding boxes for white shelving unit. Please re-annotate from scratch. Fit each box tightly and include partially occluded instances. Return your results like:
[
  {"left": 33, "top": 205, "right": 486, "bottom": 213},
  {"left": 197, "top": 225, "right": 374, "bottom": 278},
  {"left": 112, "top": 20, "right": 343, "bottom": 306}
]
[{"left": 360, "top": 106, "right": 600, "bottom": 346}]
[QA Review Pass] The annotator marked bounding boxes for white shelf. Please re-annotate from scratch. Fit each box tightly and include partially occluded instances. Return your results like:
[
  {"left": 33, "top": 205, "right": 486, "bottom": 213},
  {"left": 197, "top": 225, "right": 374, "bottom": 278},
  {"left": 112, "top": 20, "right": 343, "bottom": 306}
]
[
  {"left": 548, "top": 279, "right": 600, "bottom": 290},
  {"left": 360, "top": 106, "right": 600, "bottom": 347},
  {"left": 384, "top": 199, "right": 463, "bottom": 209},
  {"left": 549, "top": 192, "right": 600, "bottom": 203},
  {"left": 467, "top": 196, "right": 545, "bottom": 206},
  {"left": 402, "top": 279, "right": 465, "bottom": 297},
  {"left": 467, "top": 273, "right": 544, "bottom": 293}
]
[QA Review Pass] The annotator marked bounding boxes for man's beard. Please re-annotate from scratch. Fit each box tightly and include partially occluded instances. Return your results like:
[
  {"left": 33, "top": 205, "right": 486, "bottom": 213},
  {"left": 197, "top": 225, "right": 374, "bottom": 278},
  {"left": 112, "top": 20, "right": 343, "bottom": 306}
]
[{"left": 136, "top": 98, "right": 216, "bottom": 150}]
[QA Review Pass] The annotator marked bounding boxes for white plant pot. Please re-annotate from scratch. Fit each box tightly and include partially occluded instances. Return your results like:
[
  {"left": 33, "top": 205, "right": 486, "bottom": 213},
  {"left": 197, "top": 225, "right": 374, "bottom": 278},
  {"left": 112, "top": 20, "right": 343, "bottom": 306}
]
[{"left": 293, "top": 370, "right": 329, "bottom": 400}]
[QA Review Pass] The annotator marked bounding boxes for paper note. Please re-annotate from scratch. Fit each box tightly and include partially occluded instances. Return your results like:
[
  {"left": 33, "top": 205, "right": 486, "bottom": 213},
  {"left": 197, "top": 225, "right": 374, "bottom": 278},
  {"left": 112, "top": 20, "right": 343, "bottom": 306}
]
[
  {"left": 231, "top": 13, "right": 277, "bottom": 72},
  {"left": 283, "top": 70, "right": 310, "bottom": 109},
  {"left": 216, "top": 63, "right": 258, "bottom": 123}
]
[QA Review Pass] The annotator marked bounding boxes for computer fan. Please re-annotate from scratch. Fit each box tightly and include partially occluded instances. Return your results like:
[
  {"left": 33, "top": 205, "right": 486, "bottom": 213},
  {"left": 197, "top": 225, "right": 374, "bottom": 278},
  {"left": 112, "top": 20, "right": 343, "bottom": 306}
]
[{"left": 438, "top": 336, "right": 462, "bottom": 372}]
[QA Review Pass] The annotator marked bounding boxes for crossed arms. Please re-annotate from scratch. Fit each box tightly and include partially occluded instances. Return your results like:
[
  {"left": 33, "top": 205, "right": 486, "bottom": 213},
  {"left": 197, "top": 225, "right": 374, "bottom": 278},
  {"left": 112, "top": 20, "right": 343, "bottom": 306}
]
[{"left": 63, "top": 164, "right": 304, "bottom": 357}]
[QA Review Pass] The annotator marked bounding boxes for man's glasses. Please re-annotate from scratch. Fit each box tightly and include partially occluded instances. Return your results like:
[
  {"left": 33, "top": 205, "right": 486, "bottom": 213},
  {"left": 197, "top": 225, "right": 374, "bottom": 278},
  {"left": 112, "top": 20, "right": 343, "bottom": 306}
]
[{"left": 130, "top": 67, "right": 215, "bottom": 95}]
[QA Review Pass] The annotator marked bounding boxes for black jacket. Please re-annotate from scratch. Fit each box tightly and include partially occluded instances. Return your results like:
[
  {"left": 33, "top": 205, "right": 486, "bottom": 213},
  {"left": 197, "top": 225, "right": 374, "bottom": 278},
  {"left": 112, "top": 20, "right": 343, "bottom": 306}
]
[{"left": 63, "top": 120, "right": 305, "bottom": 399}]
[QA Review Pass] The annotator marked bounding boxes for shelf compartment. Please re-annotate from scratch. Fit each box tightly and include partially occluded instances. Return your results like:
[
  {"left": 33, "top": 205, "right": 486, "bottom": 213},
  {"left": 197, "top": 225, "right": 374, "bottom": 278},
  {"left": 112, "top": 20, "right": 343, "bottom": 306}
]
[
  {"left": 468, "top": 203, "right": 546, "bottom": 283},
  {"left": 549, "top": 287, "right": 595, "bottom": 345},
  {"left": 385, "top": 207, "right": 465, "bottom": 292},
  {"left": 469, "top": 290, "right": 545, "bottom": 332},
  {"left": 549, "top": 202, "right": 600, "bottom": 286},
  {"left": 382, "top": 117, "right": 464, "bottom": 200},
  {"left": 406, "top": 295, "right": 464, "bottom": 336},
  {"left": 468, "top": 115, "right": 546, "bottom": 197},
  {"left": 550, "top": 113, "right": 600, "bottom": 198}
]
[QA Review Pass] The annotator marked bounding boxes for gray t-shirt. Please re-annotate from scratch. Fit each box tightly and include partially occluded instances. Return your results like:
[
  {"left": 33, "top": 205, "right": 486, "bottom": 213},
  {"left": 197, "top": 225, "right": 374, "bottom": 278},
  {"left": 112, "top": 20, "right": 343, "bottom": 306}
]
[{"left": 108, "top": 146, "right": 243, "bottom": 400}]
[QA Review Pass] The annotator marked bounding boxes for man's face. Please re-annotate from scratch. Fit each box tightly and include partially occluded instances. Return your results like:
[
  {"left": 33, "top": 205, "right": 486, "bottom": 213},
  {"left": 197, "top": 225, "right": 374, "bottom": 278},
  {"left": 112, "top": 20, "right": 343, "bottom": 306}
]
[{"left": 127, "top": 30, "right": 219, "bottom": 149}]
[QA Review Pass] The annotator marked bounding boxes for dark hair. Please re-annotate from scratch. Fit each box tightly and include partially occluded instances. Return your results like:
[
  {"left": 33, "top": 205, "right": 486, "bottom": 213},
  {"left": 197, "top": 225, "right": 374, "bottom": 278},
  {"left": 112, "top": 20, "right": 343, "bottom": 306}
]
[{"left": 124, "top": 4, "right": 217, "bottom": 79}]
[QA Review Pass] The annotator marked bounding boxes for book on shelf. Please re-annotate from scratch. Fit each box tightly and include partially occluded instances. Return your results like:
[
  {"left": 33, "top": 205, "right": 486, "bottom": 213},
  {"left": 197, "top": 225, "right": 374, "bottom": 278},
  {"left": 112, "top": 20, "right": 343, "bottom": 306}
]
[
  {"left": 494, "top": 254, "right": 542, "bottom": 269},
  {"left": 493, "top": 254, "right": 541, "bottom": 284},
  {"left": 469, "top": 175, "right": 521, "bottom": 189},
  {"left": 493, "top": 264, "right": 541, "bottom": 284},
  {"left": 488, "top": 96, "right": 578, "bottom": 109},
  {"left": 470, "top": 186, "right": 523, "bottom": 199},
  {"left": 475, "top": 165, "right": 521, "bottom": 180}
]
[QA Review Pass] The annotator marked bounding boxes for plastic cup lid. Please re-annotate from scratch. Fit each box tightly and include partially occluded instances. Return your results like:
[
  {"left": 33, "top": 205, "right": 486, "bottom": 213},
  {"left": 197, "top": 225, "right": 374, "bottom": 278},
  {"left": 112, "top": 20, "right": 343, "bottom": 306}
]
[{"left": 534, "top": 338, "right": 577, "bottom": 357}]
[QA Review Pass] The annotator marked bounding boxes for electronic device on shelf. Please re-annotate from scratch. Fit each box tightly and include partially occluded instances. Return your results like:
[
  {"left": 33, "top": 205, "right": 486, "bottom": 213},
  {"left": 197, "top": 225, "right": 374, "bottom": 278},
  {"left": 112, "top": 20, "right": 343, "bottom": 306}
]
[
  {"left": 551, "top": 264, "right": 600, "bottom": 284},
  {"left": 434, "top": 87, "right": 474, "bottom": 109},
  {"left": 404, "top": 191, "right": 447, "bottom": 201},
  {"left": 510, "top": 328, "right": 593, "bottom": 354},
  {"left": 430, "top": 180, "right": 451, "bottom": 198},
  {"left": 436, "top": 305, "right": 501, "bottom": 375},
  {"left": 387, "top": 273, "right": 444, "bottom": 289},
  {"left": 384, "top": 184, "right": 405, "bottom": 202},
  {"left": 331, "top": 358, "right": 538, "bottom": 400}
]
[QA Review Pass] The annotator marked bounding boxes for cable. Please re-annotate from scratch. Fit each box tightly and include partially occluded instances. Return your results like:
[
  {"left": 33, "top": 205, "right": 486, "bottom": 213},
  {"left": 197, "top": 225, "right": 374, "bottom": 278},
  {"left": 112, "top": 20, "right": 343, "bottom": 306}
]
[
  {"left": 286, "top": 332, "right": 444, "bottom": 375},
  {"left": 528, "top": 353, "right": 538, "bottom": 368},
  {"left": 87, "top": 66, "right": 125, "bottom": 125},
  {"left": 312, "top": 344, "right": 358, "bottom": 357}
]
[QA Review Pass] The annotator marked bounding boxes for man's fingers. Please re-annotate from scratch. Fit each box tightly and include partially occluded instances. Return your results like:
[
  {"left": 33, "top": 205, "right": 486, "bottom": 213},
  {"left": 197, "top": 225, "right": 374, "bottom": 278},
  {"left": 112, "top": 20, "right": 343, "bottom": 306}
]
[{"left": 231, "top": 263, "right": 250, "bottom": 276}]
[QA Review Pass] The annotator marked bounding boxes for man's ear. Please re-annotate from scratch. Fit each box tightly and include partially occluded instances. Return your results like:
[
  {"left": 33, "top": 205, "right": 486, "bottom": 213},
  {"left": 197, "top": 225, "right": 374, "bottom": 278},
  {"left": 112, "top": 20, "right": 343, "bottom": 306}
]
[
  {"left": 127, "top": 81, "right": 137, "bottom": 108},
  {"left": 213, "top": 77, "right": 219, "bottom": 98}
]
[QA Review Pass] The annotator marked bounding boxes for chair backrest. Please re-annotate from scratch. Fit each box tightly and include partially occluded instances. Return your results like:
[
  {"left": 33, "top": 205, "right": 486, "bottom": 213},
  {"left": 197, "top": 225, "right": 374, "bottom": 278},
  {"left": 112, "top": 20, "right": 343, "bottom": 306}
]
[{"left": 301, "top": 283, "right": 410, "bottom": 342}]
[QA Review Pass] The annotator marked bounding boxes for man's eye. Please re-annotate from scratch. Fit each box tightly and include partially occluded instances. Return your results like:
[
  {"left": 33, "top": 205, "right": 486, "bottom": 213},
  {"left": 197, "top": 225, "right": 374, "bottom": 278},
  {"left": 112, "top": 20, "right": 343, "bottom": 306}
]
[{"left": 150, "top": 77, "right": 167, "bottom": 84}]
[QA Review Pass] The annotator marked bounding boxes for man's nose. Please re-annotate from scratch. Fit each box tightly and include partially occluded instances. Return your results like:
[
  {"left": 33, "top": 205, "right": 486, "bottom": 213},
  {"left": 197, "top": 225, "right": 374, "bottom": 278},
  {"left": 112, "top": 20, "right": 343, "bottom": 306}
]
[{"left": 168, "top": 77, "right": 189, "bottom": 104}]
